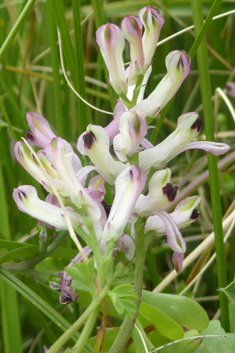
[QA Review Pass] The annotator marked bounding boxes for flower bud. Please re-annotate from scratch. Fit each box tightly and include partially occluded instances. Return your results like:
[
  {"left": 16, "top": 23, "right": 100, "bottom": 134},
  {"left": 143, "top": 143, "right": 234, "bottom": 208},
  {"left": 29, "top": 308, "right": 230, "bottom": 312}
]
[
  {"left": 26, "top": 112, "right": 56, "bottom": 148},
  {"left": 139, "top": 6, "right": 165, "bottom": 69},
  {"left": 121, "top": 16, "right": 144, "bottom": 85},
  {"left": 113, "top": 111, "right": 147, "bottom": 161},
  {"left": 96, "top": 23, "right": 127, "bottom": 94}
]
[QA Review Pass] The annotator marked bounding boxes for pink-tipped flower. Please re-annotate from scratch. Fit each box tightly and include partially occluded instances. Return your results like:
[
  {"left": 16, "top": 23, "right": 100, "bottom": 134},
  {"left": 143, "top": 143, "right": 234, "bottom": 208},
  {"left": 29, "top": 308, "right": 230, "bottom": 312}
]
[
  {"left": 96, "top": 23, "right": 127, "bottom": 94},
  {"left": 113, "top": 111, "right": 148, "bottom": 162},
  {"left": 49, "top": 137, "right": 101, "bottom": 221},
  {"left": 226, "top": 82, "right": 235, "bottom": 98},
  {"left": 139, "top": 112, "right": 202, "bottom": 171},
  {"left": 148, "top": 210, "right": 186, "bottom": 272},
  {"left": 135, "top": 168, "right": 178, "bottom": 216},
  {"left": 145, "top": 196, "right": 201, "bottom": 235},
  {"left": 138, "top": 6, "right": 165, "bottom": 69},
  {"left": 26, "top": 112, "right": 56, "bottom": 148},
  {"left": 77, "top": 124, "right": 126, "bottom": 184},
  {"left": 13, "top": 185, "right": 84, "bottom": 231},
  {"left": 121, "top": 16, "right": 144, "bottom": 85},
  {"left": 14, "top": 141, "right": 65, "bottom": 195},
  {"left": 133, "top": 50, "right": 190, "bottom": 119},
  {"left": 102, "top": 165, "right": 146, "bottom": 246}
]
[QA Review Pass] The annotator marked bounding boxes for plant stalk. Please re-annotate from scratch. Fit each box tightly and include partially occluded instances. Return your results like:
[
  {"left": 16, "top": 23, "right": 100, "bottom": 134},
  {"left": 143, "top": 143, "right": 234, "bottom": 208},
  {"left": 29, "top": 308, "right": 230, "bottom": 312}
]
[{"left": 108, "top": 220, "right": 146, "bottom": 353}]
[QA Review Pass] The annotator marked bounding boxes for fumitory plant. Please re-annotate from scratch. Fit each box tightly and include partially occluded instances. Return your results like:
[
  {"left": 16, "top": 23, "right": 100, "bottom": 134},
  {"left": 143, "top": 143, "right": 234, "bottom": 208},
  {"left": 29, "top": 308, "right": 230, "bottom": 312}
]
[{"left": 1, "top": 2, "right": 235, "bottom": 353}]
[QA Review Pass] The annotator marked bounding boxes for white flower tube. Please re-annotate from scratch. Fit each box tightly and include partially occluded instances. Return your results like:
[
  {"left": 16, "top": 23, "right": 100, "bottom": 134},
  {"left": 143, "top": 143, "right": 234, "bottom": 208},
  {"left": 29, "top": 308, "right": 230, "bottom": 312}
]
[
  {"left": 139, "top": 6, "right": 165, "bottom": 69},
  {"left": 13, "top": 185, "right": 83, "bottom": 231},
  {"left": 50, "top": 137, "right": 101, "bottom": 221},
  {"left": 139, "top": 112, "right": 202, "bottom": 171},
  {"left": 133, "top": 50, "right": 190, "bottom": 119},
  {"left": 113, "top": 111, "right": 148, "bottom": 162},
  {"left": 102, "top": 165, "right": 146, "bottom": 245},
  {"left": 77, "top": 124, "right": 126, "bottom": 184},
  {"left": 96, "top": 23, "right": 127, "bottom": 94},
  {"left": 26, "top": 112, "right": 56, "bottom": 148},
  {"left": 135, "top": 168, "right": 178, "bottom": 216}
]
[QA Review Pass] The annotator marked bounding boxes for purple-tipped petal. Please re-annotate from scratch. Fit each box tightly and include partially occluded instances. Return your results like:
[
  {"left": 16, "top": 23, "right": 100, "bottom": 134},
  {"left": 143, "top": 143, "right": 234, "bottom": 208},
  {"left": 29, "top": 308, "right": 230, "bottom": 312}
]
[
  {"left": 133, "top": 50, "right": 190, "bottom": 119},
  {"left": 113, "top": 111, "right": 148, "bottom": 161},
  {"left": 121, "top": 16, "right": 144, "bottom": 84},
  {"left": 50, "top": 137, "right": 101, "bottom": 220},
  {"left": 139, "top": 6, "right": 165, "bottom": 68},
  {"left": 96, "top": 23, "right": 127, "bottom": 94},
  {"left": 102, "top": 165, "right": 146, "bottom": 246},
  {"left": 77, "top": 125, "right": 126, "bottom": 184},
  {"left": 226, "top": 82, "right": 235, "bottom": 98},
  {"left": 26, "top": 112, "right": 56, "bottom": 148},
  {"left": 179, "top": 141, "right": 230, "bottom": 155},
  {"left": 135, "top": 168, "right": 178, "bottom": 216},
  {"left": 139, "top": 112, "right": 201, "bottom": 172},
  {"left": 13, "top": 185, "right": 82, "bottom": 230},
  {"left": 152, "top": 211, "right": 186, "bottom": 272}
]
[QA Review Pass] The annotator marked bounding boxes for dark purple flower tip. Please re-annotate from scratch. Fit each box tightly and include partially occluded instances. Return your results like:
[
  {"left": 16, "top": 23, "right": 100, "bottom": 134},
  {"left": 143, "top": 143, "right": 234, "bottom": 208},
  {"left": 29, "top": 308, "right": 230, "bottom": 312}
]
[
  {"left": 26, "top": 129, "right": 34, "bottom": 143},
  {"left": 102, "top": 200, "right": 112, "bottom": 217},
  {"left": 191, "top": 208, "right": 199, "bottom": 220},
  {"left": 19, "top": 190, "right": 26, "bottom": 200},
  {"left": 191, "top": 118, "right": 203, "bottom": 132},
  {"left": 83, "top": 131, "right": 96, "bottom": 149},
  {"left": 162, "top": 183, "right": 178, "bottom": 202}
]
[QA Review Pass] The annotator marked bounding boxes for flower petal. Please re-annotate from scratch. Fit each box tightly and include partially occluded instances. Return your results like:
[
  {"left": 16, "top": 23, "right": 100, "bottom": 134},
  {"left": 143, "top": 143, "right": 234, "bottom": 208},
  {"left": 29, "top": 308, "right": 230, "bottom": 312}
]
[
  {"left": 133, "top": 50, "right": 190, "bottom": 119},
  {"left": 77, "top": 125, "right": 126, "bottom": 184},
  {"left": 26, "top": 112, "right": 56, "bottom": 148},
  {"left": 139, "top": 6, "right": 165, "bottom": 69},
  {"left": 96, "top": 23, "right": 127, "bottom": 94},
  {"left": 50, "top": 137, "right": 101, "bottom": 220},
  {"left": 102, "top": 165, "right": 146, "bottom": 244},
  {"left": 13, "top": 185, "right": 82, "bottom": 230}
]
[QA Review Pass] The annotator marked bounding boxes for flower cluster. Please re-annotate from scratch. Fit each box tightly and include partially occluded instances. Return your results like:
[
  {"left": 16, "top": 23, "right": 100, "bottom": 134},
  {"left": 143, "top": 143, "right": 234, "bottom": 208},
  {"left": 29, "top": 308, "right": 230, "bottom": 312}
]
[{"left": 13, "top": 6, "right": 229, "bottom": 273}]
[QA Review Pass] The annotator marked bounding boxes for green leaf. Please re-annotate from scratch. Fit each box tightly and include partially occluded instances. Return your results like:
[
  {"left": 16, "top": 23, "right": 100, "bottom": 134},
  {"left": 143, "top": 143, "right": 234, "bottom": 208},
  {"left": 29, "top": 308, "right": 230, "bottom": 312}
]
[
  {"left": 194, "top": 320, "right": 235, "bottom": 353},
  {"left": 131, "top": 320, "right": 154, "bottom": 353},
  {"left": 66, "top": 257, "right": 96, "bottom": 294},
  {"left": 0, "top": 268, "right": 79, "bottom": 341},
  {"left": 108, "top": 284, "right": 138, "bottom": 318},
  {"left": 220, "top": 280, "right": 235, "bottom": 305},
  {"left": 139, "top": 302, "right": 184, "bottom": 341},
  {"left": 141, "top": 290, "right": 209, "bottom": 331},
  {"left": 88, "top": 328, "right": 120, "bottom": 352}
]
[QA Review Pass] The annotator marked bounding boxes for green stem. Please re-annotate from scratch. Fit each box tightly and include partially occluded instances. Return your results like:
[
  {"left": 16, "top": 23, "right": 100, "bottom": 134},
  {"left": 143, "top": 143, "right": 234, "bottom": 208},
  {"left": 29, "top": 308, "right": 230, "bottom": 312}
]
[
  {"left": 73, "top": 307, "right": 99, "bottom": 353},
  {"left": 47, "top": 284, "right": 109, "bottom": 353},
  {"left": 191, "top": 0, "right": 229, "bottom": 331},
  {"left": 189, "top": 0, "right": 223, "bottom": 60},
  {"left": 108, "top": 219, "right": 146, "bottom": 353},
  {"left": 0, "top": 0, "right": 37, "bottom": 62},
  {"left": 3, "top": 230, "right": 67, "bottom": 271}
]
